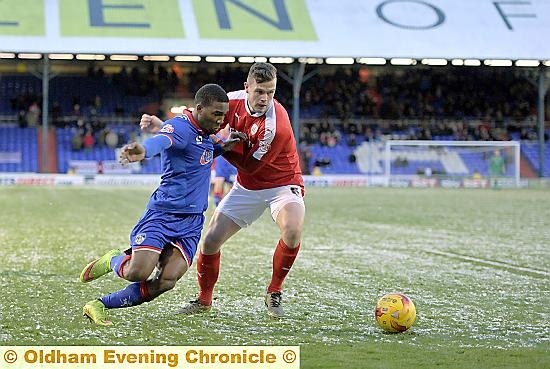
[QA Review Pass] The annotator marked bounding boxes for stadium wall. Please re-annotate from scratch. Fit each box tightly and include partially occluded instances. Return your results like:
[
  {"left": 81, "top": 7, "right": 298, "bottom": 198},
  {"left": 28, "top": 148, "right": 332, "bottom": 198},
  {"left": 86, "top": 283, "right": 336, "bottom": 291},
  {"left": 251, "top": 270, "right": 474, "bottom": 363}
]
[{"left": 1, "top": 173, "right": 549, "bottom": 189}]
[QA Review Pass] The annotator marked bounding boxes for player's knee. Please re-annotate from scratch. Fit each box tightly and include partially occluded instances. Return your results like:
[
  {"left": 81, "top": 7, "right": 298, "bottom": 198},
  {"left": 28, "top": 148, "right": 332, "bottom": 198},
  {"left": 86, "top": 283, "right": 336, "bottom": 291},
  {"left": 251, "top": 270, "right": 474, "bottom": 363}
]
[
  {"left": 282, "top": 225, "right": 302, "bottom": 248},
  {"left": 123, "top": 267, "right": 151, "bottom": 282},
  {"left": 202, "top": 232, "right": 223, "bottom": 252}
]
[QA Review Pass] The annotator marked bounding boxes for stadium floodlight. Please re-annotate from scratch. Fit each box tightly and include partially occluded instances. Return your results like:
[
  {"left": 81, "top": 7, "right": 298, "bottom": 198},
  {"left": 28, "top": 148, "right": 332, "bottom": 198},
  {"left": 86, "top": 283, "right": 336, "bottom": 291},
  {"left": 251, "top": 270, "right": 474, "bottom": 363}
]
[
  {"left": 325, "top": 57, "right": 354, "bottom": 65},
  {"left": 357, "top": 58, "right": 386, "bottom": 65},
  {"left": 464, "top": 59, "right": 481, "bottom": 66},
  {"left": 484, "top": 59, "right": 513, "bottom": 67},
  {"left": 515, "top": 60, "right": 540, "bottom": 67},
  {"left": 205, "top": 56, "right": 236, "bottom": 63},
  {"left": 451, "top": 59, "right": 464, "bottom": 66},
  {"left": 269, "top": 57, "right": 294, "bottom": 64},
  {"left": 48, "top": 54, "right": 74, "bottom": 60},
  {"left": 110, "top": 55, "right": 139, "bottom": 61},
  {"left": 143, "top": 55, "right": 170, "bottom": 61},
  {"left": 76, "top": 54, "right": 106, "bottom": 60},
  {"left": 0, "top": 53, "right": 16, "bottom": 59},
  {"left": 382, "top": 140, "right": 521, "bottom": 187},
  {"left": 18, "top": 53, "right": 42, "bottom": 59},
  {"left": 298, "top": 57, "right": 323, "bottom": 64},
  {"left": 174, "top": 56, "right": 201, "bottom": 62},
  {"left": 238, "top": 56, "right": 268, "bottom": 63},
  {"left": 421, "top": 58, "right": 448, "bottom": 66},
  {"left": 390, "top": 58, "right": 417, "bottom": 66}
]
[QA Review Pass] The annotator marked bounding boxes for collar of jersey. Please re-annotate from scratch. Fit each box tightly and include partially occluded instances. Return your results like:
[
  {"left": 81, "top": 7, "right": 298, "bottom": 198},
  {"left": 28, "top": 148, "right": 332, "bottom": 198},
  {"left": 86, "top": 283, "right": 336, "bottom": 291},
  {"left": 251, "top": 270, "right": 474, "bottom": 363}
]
[
  {"left": 182, "top": 109, "right": 205, "bottom": 135},
  {"left": 245, "top": 93, "right": 272, "bottom": 118}
]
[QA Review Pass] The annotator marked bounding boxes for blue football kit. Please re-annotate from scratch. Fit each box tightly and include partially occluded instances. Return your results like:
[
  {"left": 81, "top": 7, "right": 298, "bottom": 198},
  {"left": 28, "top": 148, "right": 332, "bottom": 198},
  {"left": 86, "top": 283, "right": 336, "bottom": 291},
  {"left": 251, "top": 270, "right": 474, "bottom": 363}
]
[
  {"left": 128, "top": 110, "right": 215, "bottom": 264},
  {"left": 102, "top": 110, "right": 218, "bottom": 309}
]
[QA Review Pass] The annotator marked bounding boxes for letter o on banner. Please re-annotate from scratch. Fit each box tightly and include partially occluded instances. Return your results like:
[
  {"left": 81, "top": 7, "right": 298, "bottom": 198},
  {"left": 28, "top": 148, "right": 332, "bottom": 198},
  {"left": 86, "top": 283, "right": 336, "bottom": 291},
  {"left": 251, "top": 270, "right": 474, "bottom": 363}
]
[{"left": 376, "top": 0, "right": 445, "bottom": 30}]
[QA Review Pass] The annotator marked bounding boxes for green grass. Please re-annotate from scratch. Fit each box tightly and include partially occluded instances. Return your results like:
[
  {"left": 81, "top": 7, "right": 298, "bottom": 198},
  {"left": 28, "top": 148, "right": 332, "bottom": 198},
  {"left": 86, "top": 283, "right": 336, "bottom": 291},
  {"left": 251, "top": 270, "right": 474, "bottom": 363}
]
[{"left": 1, "top": 186, "right": 549, "bottom": 369}]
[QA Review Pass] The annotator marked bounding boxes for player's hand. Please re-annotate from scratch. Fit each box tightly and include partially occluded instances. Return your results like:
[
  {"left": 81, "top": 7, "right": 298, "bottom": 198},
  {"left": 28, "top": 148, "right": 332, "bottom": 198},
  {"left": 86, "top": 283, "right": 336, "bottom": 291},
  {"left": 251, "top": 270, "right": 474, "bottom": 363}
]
[
  {"left": 140, "top": 114, "right": 163, "bottom": 134},
  {"left": 221, "top": 131, "right": 247, "bottom": 152},
  {"left": 119, "top": 142, "right": 146, "bottom": 165},
  {"left": 229, "top": 131, "right": 248, "bottom": 142}
]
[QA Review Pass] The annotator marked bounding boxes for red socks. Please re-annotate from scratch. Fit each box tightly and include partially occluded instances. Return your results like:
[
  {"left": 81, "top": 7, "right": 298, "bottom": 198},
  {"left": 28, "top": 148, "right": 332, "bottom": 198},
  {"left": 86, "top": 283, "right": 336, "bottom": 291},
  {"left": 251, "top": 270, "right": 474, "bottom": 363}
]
[
  {"left": 196, "top": 240, "right": 300, "bottom": 303},
  {"left": 197, "top": 251, "right": 221, "bottom": 305},
  {"left": 268, "top": 239, "right": 300, "bottom": 293}
]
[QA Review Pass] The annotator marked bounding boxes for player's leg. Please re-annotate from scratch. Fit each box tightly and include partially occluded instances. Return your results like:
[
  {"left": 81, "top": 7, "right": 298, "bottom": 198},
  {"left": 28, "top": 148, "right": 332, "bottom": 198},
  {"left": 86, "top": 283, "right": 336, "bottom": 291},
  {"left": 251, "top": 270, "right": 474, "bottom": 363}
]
[
  {"left": 176, "top": 211, "right": 241, "bottom": 314},
  {"left": 145, "top": 245, "right": 188, "bottom": 299},
  {"left": 80, "top": 241, "right": 161, "bottom": 283},
  {"left": 82, "top": 209, "right": 186, "bottom": 325},
  {"left": 80, "top": 208, "right": 160, "bottom": 283},
  {"left": 265, "top": 186, "right": 306, "bottom": 318},
  {"left": 178, "top": 182, "right": 266, "bottom": 314},
  {"left": 83, "top": 249, "right": 160, "bottom": 325}
]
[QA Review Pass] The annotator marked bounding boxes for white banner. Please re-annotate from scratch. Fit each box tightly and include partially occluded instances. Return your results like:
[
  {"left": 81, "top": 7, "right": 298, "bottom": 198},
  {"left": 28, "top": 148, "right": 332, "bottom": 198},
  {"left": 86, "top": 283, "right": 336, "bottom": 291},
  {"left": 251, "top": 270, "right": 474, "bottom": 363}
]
[{"left": 0, "top": 0, "right": 548, "bottom": 59}]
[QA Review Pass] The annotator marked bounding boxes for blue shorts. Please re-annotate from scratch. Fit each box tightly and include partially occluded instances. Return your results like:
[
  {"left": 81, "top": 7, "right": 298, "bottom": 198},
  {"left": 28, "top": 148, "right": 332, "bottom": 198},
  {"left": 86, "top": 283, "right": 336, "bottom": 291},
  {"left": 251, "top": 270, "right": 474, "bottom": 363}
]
[
  {"left": 129, "top": 209, "right": 205, "bottom": 267},
  {"left": 215, "top": 157, "right": 237, "bottom": 183}
]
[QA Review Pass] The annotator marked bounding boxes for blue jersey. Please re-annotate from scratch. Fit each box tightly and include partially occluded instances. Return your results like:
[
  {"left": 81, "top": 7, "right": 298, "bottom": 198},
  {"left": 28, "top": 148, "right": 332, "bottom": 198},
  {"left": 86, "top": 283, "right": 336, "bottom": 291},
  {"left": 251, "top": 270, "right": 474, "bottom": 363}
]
[{"left": 143, "top": 110, "right": 214, "bottom": 214}]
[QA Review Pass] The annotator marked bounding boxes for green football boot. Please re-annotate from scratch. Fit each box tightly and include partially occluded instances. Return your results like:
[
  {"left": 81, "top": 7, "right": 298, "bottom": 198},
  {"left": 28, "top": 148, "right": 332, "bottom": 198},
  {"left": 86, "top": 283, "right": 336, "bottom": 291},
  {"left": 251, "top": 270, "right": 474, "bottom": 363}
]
[
  {"left": 79, "top": 249, "right": 123, "bottom": 283},
  {"left": 83, "top": 300, "right": 112, "bottom": 326}
]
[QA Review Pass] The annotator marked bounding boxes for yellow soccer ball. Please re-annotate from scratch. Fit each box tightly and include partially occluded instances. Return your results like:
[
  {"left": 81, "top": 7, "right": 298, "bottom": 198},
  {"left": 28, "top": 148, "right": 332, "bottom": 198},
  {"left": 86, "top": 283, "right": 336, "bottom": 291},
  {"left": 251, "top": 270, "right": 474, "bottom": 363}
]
[{"left": 375, "top": 293, "right": 416, "bottom": 333}]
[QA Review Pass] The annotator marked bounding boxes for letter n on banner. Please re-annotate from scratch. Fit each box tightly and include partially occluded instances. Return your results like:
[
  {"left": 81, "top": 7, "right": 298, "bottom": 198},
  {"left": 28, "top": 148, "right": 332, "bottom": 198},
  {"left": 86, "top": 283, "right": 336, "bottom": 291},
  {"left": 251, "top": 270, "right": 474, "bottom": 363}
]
[
  {"left": 0, "top": 0, "right": 44, "bottom": 35},
  {"left": 59, "top": 0, "right": 184, "bottom": 37},
  {"left": 194, "top": 0, "right": 317, "bottom": 40}
]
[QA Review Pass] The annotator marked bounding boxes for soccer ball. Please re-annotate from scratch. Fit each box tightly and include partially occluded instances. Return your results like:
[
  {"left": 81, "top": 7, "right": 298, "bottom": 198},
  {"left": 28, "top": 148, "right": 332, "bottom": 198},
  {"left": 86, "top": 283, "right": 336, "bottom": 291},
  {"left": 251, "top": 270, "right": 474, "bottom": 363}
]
[{"left": 375, "top": 293, "right": 416, "bottom": 333}]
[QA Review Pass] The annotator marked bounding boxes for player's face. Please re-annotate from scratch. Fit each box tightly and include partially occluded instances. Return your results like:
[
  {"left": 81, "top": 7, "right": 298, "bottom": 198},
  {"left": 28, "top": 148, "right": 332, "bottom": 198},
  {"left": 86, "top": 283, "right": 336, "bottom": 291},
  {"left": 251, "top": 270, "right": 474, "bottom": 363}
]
[
  {"left": 196, "top": 101, "right": 229, "bottom": 134},
  {"left": 245, "top": 78, "right": 276, "bottom": 114}
]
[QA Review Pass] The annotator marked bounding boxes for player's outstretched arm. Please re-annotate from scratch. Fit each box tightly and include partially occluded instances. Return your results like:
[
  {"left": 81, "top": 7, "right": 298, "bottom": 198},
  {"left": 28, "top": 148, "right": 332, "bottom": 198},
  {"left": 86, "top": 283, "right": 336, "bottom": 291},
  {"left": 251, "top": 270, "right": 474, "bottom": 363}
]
[
  {"left": 119, "top": 142, "right": 146, "bottom": 164},
  {"left": 140, "top": 114, "right": 163, "bottom": 134}
]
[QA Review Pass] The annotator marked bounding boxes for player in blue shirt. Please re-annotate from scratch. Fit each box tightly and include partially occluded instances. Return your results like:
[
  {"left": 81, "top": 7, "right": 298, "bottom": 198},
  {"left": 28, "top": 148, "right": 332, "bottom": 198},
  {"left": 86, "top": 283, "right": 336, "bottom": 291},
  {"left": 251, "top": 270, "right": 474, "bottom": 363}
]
[{"left": 78, "top": 83, "right": 242, "bottom": 326}]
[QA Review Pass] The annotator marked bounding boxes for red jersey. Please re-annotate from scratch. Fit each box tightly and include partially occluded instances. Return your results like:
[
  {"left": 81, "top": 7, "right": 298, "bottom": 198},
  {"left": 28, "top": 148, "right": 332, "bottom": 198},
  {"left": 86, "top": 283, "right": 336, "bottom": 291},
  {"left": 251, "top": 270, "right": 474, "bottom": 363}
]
[{"left": 221, "top": 90, "right": 304, "bottom": 191}]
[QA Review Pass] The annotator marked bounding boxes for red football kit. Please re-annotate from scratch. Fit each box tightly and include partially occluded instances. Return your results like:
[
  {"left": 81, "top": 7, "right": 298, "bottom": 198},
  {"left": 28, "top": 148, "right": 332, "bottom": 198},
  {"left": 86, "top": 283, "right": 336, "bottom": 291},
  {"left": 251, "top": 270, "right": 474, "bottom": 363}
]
[{"left": 221, "top": 90, "right": 304, "bottom": 191}]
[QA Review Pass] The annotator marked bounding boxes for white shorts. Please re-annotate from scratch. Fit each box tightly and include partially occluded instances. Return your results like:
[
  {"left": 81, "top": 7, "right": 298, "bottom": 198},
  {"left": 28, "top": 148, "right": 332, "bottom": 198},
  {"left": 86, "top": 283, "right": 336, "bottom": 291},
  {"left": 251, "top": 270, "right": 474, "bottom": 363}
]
[{"left": 217, "top": 181, "right": 305, "bottom": 228}]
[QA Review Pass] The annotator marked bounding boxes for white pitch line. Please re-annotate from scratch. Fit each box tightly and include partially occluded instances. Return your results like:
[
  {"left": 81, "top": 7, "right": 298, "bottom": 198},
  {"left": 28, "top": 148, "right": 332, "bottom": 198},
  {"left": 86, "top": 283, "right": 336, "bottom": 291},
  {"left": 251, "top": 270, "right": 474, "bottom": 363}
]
[{"left": 425, "top": 250, "right": 550, "bottom": 277}]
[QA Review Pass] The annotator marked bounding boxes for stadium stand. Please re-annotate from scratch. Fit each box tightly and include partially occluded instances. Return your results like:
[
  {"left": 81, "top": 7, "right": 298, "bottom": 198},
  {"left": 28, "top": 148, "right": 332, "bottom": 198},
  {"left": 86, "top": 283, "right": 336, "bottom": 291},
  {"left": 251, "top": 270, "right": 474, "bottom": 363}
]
[{"left": 0, "top": 65, "right": 548, "bottom": 177}]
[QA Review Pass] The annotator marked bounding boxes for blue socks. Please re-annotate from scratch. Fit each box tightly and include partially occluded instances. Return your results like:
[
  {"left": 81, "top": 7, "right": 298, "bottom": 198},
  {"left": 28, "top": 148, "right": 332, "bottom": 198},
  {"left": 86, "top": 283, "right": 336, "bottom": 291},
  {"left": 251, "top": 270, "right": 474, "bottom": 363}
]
[{"left": 100, "top": 282, "right": 149, "bottom": 309}]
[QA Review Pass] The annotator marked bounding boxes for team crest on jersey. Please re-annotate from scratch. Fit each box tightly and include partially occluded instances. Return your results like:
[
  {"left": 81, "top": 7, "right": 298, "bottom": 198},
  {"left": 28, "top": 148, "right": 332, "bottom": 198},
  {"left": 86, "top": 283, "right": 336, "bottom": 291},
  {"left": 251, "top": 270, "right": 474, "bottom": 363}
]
[
  {"left": 250, "top": 123, "right": 259, "bottom": 135},
  {"left": 159, "top": 124, "right": 174, "bottom": 134},
  {"left": 196, "top": 135, "right": 203, "bottom": 144},
  {"left": 134, "top": 233, "right": 146, "bottom": 245},
  {"left": 200, "top": 149, "right": 213, "bottom": 165}
]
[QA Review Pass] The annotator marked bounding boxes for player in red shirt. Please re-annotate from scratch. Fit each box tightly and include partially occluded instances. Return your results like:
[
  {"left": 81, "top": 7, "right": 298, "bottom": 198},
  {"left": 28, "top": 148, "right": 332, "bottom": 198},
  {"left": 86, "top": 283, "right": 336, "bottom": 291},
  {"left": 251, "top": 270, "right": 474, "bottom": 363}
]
[{"left": 141, "top": 62, "right": 305, "bottom": 318}]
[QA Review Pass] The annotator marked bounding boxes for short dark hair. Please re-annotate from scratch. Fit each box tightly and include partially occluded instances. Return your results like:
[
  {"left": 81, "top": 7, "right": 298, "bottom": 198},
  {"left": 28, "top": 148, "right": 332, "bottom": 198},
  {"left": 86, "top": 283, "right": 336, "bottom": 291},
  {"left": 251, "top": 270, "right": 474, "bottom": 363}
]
[
  {"left": 195, "top": 83, "right": 229, "bottom": 106},
  {"left": 247, "top": 62, "right": 277, "bottom": 84}
]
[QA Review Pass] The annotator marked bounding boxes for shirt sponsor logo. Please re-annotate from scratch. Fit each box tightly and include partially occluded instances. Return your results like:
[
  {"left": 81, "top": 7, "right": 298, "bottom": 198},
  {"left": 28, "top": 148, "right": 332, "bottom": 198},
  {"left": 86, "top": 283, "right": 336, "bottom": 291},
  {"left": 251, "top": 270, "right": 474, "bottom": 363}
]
[
  {"left": 200, "top": 150, "right": 213, "bottom": 165},
  {"left": 196, "top": 135, "right": 203, "bottom": 144},
  {"left": 159, "top": 124, "right": 174, "bottom": 133},
  {"left": 135, "top": 233, "right": 147, "bottom": 245}
]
